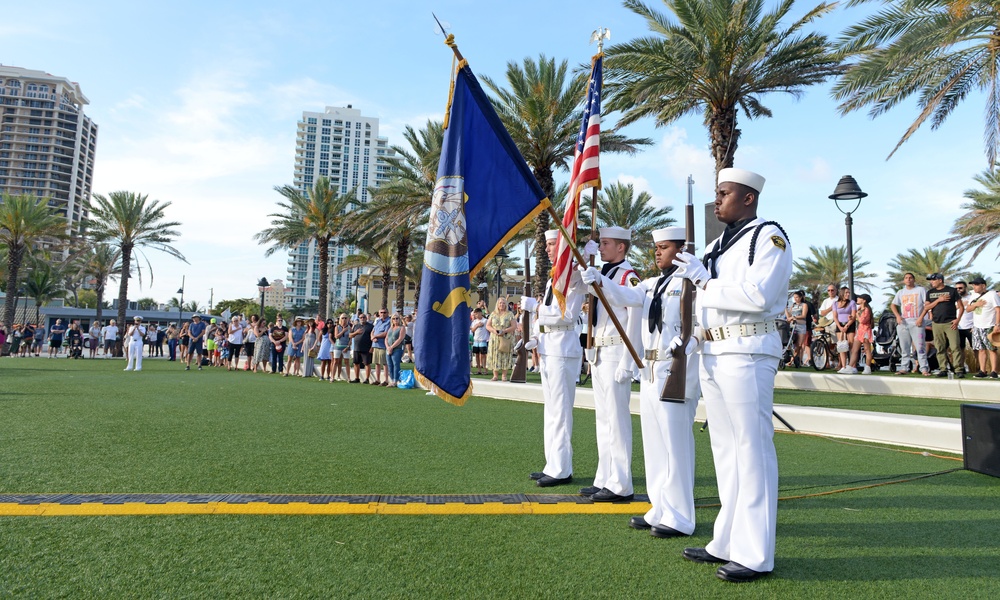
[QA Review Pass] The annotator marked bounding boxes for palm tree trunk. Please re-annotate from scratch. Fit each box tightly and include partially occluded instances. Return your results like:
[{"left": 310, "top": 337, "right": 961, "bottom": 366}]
[
  {"left": 381, "top": 270, "right": 391, "bottom": 311},
  {"left": 116, "top": 244, "right": 132, "bottom": 358},
  {"left": 317, "top": 236, "right": 330, "bottom": 321},
  {"left": 95, "top": 282, "right": 104, "bottom": 328},
  {"left": 2, "top": 245, "right": 24, "bottom": 355},
  {"left": 708, "top": 105, "right": 740, "bottom": 173},
  {"left": 533, "top": 166, "right": 554, "bottom": 297},
  {"left": 395, "top": 234, "right": 409, "bottom": 314}
]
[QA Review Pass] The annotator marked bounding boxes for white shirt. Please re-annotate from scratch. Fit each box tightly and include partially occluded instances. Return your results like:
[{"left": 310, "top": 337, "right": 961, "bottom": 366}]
[
  {"left": 893, "top": 286, "right": 927, "bottom": 322},
  {"left": 534, "top": 271, "right": 587, "bottom": 358},
  {"left": 228, "top": 321, "right": 244, "bottom": 344},
  {"left": 129, "top": 324, "right": 147, "bottom": 341},
  {"left": 959, "top": 293, "right": 976, "bottom": 329},
  {"left": 471, "top": 318, "right": 490, "bottom": 344},
  {"left": 103, "top": 325, "right": 118, "bottom": 341},
  {"left": 697, "top": 218, "right": 793, "bottom": 358},
  {"left": 971, "top": 290, "right": 1000, "bottom": 329}
]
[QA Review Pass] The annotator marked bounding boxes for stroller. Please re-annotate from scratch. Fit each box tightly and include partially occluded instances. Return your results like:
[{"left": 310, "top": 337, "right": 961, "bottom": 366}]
[
  {"left": 868, "top": 312, "right": 901, "bottom": 372},
  {"left": 776, "top": 319, "right": 796, "bottom": 369},
  {"left": 68, "top": 337, "right": 84, "bottom": 359}
]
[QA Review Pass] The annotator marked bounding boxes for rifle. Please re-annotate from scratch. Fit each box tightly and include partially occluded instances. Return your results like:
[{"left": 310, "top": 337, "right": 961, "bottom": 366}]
[
  {"left": 509, "top": 252, "right": 532, "bottom": 383},
  {"left": 660, "top": 175, "right": 696, "bottom": 403}
]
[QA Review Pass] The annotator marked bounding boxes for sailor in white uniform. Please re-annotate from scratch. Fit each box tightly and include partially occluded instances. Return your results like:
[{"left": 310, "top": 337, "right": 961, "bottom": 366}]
[
  {"left": 123, "top": 316, "right": 147, "bottom": 372},
  {"left": 582, "top": 226, "right": 700, "bottom": 537},
  {"left": 581, "top": 226, "right": 642, "bottom": 502},
  {"left": 523, "top": 230, "right": 591, "bottom": 487},
  {"left": 672, "top": 168, "right": 792, "bottom": 583}
]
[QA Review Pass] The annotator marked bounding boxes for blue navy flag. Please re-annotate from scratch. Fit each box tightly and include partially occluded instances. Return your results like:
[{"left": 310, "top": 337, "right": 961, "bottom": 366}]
[{"left": 414, "top": 61, "right": 550, "bottom": 406}]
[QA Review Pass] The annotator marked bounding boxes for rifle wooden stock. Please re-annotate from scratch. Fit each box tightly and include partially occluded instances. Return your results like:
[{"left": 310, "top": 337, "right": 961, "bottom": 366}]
[
  {"left": 660, "top": 199, "right": 696, "bottom": 403},
  {"left": 510, "top": 256, "right": 532, "bottom": 383}
]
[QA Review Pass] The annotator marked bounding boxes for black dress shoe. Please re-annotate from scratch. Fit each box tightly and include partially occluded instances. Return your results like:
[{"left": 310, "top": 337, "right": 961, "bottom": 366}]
[
  {"left": 579, "top": 485, "right": 601, "bottom": 496},
  {"left": 535, "top": 475, "right": 572, "bottom": 487},
  {"left": 650, "top": 524, "right": 687, "bottom": 538},
  {"left": 529, "top": 472, "right": 545, "bottom": 480},
  {"left": 629, "top": 516, "right": 651, "bottom": 530},
  {"left": 716, "top": 562, "right": 771, "bottom": 583},
  {"left": 682, "top": 547, "right": 726, "bottom": 564},
  {"left": 590, "top": 488, "right": 634, "bottom": 502}
]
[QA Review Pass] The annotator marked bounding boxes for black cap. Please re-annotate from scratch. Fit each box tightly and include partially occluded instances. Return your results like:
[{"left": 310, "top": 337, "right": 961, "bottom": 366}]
[
  {"left": 926, "top": 273, "right": 943, "bottom": 281},
  {"left": 970, "top": 276, "right": 987, "bottom": 285}
]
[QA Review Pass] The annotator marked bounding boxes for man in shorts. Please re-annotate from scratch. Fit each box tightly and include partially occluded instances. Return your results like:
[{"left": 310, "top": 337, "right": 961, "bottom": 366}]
[
  {"left": 967, "top": 277, "right": 1000, "bottom": 378},
  {"left": 48, "top": 319, "right": 66, "bottom": 357},
  {"left": 350, "top": 313, "right": 374, "bottom": 383},
  {"left": 186, "top": 314, "right": 207, "bottom": 371},
  {"left": 102, "top": 320, "right": 118, "bottom": 357},
  {"left": 470, "top": 308, "right": 489, "bottom": 375},
  {"left": 32, "top": 322, "right": 45, "bottom": 356},
  {"left": 370, "top": 309, "right": 391, "bottom": 385}
]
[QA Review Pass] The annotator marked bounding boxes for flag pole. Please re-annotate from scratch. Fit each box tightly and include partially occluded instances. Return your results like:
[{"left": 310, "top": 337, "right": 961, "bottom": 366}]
[{"left": 546, "top": 204, "right": 643, "bottom": 368}]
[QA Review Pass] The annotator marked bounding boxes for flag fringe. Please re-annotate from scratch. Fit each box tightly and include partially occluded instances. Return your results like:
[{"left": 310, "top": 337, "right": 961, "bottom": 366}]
[
  {"left": 415, "top": 368, "right": 472, "bottom": 407},
  {"left": 469, "top": 197, "right": 551, "bottom": 279}
]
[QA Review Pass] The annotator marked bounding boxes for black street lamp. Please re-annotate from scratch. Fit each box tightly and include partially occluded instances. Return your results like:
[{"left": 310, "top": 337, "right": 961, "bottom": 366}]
[
  {"left": 829, "top": 175, "right": 868, "bottom": 297},
  {"left": 257, "top": 277, "right": 270, "bottom": 320},
  {"left": 494, "top": 247, "right": 508, "bottom": 301}
]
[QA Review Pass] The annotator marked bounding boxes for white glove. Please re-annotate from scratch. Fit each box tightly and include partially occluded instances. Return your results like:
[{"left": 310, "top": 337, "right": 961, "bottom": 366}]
[
  {"left": 640, "top": 363, "right": 652, "bottom": 383},
  {"left": 580, "top": 266, "right": 602, "bottom": 286},
  {"left": 524, "top": 338, "right": 537, "bottom": 351},
  {"left": 614, "top": 367, "right": 634, "bottom": 384},
  {"left": 513, "top": 339, "right": 523, "bottom": 352},
  {"left": 582, "top": 240, "right": 599, "bottom": 262},
  {"left": 585, "top": 347, "right": 597, "bottom": 364},
  {"left": 520, "top": 296, "right": 537, "bottom": 311},
  {"left": 672, "top": 252, "right": 710, "bottom": 289},
  {"left": 668, "top": 335, "right": 698, "bottom": 356}
]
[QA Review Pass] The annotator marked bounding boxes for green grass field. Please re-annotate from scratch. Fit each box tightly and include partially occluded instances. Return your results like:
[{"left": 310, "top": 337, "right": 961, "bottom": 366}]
[{"left": 2, "top": 358, "right": 998, "bottom": 598}]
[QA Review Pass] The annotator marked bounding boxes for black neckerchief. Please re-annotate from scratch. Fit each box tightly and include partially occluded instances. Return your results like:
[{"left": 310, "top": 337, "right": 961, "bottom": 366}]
[
  {"left": 703, "top": 218, "right": 756, "bottom": 279},
  {"left": 647, "top": 266, "right": 677, "bottom": 333},
  {"left": 593, "top": 260, "right": 625, "bottom": 325},
  {"left": 544, "top": 279, "right": 553, "bottom": 306}
]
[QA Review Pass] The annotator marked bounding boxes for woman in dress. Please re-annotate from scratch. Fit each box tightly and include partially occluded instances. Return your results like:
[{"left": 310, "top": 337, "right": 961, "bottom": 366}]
[
  {"left": 834, "top": 286, "right": 857, "bottom": 371},
  {"left": 485, "top": 297, "right": 516, "bottom": 381},
  {"left": 302, "top": 319, "right": 318, "bottom": 378},
  {"left": 317, "top": 318, "right": 334, "bottom": 381},
  {"left": 784, "top": 290, "right": 810, "bottom": 367},
  {"left": 178, "top": 323, "right": 190, "bottom": 363},
  {"left": 332, "top": 314, "right": 351, "bottom": 382},
  {"left": 254, "top": 319, "right": 273, "bottom": 373},
  {"left": 385, "top": 313, "right": 406, "bottom": 387},
  {"left": 847, "top": 294, "right": 875, "bottom": 375},
  {"left": 243, "top": 315, "right": 258, "bottom": 372}
]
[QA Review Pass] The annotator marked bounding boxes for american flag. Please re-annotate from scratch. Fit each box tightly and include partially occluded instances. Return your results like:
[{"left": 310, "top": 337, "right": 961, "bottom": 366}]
[{"left": 552, "top": 54, "right": 602, "bottom": 313}]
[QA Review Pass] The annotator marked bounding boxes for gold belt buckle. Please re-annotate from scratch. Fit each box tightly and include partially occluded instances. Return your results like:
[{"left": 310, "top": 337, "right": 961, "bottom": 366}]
[{"left": 644, "top": 349, "right": 657, "bottom": 361}]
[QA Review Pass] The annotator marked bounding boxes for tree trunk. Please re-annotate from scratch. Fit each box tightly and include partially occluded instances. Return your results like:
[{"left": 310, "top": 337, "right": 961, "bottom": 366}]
[
  {"left": 381, "top": 270, "right": 391, "bottom": 311},
  {"left": 708, "top": 105, "right": 740, "bottom": 173},
  {"left": 395, "top": 234, "right": 409, "bottom": 314},
  {"left": 317, "top": 236, "right": 330, "bottom": 321},
  {"left": 532, "top": 165, "right": 554, "bottom": 297},
  {"left": 95, "top": 281, "right": 104, "bottom": 329},
  {"left": 2, "top": 244, "right": 24, "bottom": 356},
  {"left": 115, "top": 244, "right": 132, "bottom": 358}
]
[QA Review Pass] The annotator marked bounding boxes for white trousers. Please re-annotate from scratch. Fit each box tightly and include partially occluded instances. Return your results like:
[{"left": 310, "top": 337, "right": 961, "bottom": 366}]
[
  {"left": 539, "top": 353, "right": 578, "bottom": 479},
  {"left": 590, "top": 348, "right": 633, "bottom": 495},
  {"left": 125, "top": 339, "right": 143, "bottom": 371},
  {"left": 640, "top": 356, "right": 700, "bottom": 533},
  {"left": 897, "top": 320, "right": 928, "bottom": 373},
  {"left": 701, "top": 353, "right": 778, "bottom": 572}
]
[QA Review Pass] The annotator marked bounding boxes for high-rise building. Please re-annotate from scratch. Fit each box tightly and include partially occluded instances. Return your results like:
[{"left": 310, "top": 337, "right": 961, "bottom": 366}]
[
  {"left": 262, "top": 278, "right": 286, "bottom": 310},
  {"left": 286, "top": 105, "right": 394, "bottom": 310},
  {"left": 0, "top": 66, "right": 98, "bottom": 234}
]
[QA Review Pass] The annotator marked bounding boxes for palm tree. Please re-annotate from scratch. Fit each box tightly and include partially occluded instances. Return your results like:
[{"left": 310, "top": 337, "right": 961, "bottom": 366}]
[
  {"left": 1, "top": 192, "right": 67, "bottom": 343},
  {"left": 23, "top": 262, "right": 65, "bottom": 323},
  {"left": 364, "top": 120, "right": 443, "bottom": 313},
  {"left": 940, "top": 168, "right": 1000, "bottom": 262},
  {"left": 594, "top": 182, "right": 675, "bottom": 261},
  {"left": 338, "top": 240, "right": 395, "bottom": 311},
  {"left": 884, "top": 246, "right": 968, "bottom": 292},
  {"left": 605, "top": 0, "right": 842, "bottom": 173},
  {"left": 790, "top": 245, "right": 876, "bottom": 304},
  {"left": 255, "top": 177, "right": 357, "bottom": 321},
  {"left": 483, "top": 55, "right": 650, "bottom": 295},
  {"left": 833, "top": 0, "right": 1000, "bottom": 167},
  {"left": 85, "top": 191, "right": 186, "bottom": 356},
  {"left": 80, "top": 243, "right": 123, "bottom": 329}
]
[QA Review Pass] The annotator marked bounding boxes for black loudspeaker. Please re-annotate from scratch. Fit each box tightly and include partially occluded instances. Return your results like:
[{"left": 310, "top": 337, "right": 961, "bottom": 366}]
[{"left": 961, "top": 404, "right": 1000, "bottom": 478}]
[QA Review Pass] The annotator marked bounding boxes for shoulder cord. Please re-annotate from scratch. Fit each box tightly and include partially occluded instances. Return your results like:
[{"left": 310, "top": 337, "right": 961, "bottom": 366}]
[{"left": 748, "top": 221, "right": 790, "bottom": 266}]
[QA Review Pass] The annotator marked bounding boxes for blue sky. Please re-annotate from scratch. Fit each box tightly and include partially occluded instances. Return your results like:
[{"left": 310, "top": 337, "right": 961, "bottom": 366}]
[{"left": 1, "top": 0, "right": 995, "bottom": 308}]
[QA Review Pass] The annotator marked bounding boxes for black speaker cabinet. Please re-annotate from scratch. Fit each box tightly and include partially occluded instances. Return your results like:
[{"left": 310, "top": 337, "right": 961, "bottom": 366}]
[{"left": 961, "top": 404, "right": 1000, "bottom": 478}]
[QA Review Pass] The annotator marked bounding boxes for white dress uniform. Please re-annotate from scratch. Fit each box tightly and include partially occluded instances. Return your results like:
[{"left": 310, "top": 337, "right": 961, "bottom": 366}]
[
  {"left": 598, "top": 265, "right": 701, "bottom": 533},
  {"left": 697, "top": 216, "right": 792, "bottom": 572},
  {"left": 530, "top": 271, "right": 587, "bottom": 480},
  {"left": 587, "top": 258, "right": 642, "bottom": 496},
  {"left": 124, "top": 322, "right": 147, "bottom": 371}
]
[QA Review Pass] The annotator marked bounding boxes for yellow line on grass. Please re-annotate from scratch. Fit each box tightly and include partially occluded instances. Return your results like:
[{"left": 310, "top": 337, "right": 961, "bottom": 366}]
[{"left": 0, "top": 501, "right": 652, "bottom": 517}]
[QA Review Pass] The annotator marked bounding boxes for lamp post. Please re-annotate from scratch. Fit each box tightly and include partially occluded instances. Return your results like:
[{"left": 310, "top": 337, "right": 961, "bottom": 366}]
[
  {"left": 257, "top": 277, "right": 270, "bottom": 321},
  {"left": 829, "top": 175, "right": 868, "bottom": 297},
  {"left": 477, "top": 281, "right": 488, "bottom": 308},
  {"left": 494, "top": 247, "right": 508, "bottom": 300},
  {"left": 176, "top": 276, "right": 185, "bottom": 325}
]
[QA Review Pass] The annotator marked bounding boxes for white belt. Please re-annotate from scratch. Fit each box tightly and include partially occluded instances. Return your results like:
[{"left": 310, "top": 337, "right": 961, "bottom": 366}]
[
  {"left": 593, "top": 334, "right": 623, "bottom": 347},
  {"left": 704, "top": 321, "right": 777, "bottom": 342},
  {"left": 539, "top": 323, "right": 576, "bottom": 333}
]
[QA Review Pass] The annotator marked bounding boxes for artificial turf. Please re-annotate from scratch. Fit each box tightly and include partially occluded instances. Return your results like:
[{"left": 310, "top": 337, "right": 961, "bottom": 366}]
[{"left": 1, "top": 358, "right": 998, "bottom": 597}]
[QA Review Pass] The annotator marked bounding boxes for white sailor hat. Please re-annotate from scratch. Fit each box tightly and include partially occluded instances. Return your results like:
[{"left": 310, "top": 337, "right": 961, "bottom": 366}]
[
  {"left": 652, "top": 226, "right": 685, "bottom": 243},
  {"left": 718, "top": 167, "right": 765, "bottom": 193},
  {"left": 599, "top": 226, "right": 632, "bottom": 241},
  {"left": 544, "top": 229, "right": 559, "bottom": 241}
]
